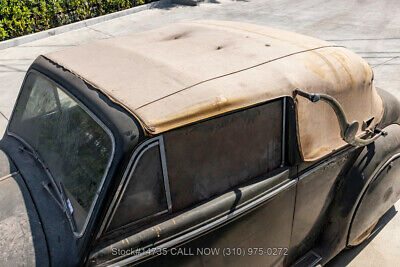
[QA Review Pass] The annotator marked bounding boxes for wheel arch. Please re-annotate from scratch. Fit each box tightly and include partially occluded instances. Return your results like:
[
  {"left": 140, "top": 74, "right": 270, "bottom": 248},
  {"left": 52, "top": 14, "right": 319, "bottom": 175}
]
[
  {"left": 315, "top": 123, "right": 400, "bottom": 264},
  {"left": 347, "top": 151, "right": 400, "bottom": 246}
]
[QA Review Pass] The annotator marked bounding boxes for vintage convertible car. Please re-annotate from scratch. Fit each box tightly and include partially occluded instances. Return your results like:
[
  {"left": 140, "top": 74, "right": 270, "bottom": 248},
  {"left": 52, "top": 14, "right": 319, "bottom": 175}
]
[{"left": 0, "top": 20, "right": 399, "bottom": 266}]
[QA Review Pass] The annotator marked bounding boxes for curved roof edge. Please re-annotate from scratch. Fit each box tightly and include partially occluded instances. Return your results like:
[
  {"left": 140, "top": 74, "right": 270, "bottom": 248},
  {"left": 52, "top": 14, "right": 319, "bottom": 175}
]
[{"left": 43, "top": 20, "right": 384, "bottom": 161}]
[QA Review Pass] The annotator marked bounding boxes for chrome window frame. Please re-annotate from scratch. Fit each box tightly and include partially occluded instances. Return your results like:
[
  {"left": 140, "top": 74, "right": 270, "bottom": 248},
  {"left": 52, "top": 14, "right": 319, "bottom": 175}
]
[
  {"left": 6, "top": 69, "right": 116, "bottom": 238},
  {"left": 101, "top": 136, "right": 172, "bottom": 234},
  {"left": 281, "top": 97, "right": 287, "bottom": 167}
]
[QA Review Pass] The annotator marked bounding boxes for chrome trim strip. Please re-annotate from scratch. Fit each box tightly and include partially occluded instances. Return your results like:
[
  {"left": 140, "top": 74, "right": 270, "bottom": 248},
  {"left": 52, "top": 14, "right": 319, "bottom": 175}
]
[
  {"left": 298, "top": 146, "right": 357, "bottom": 181},
  {"left": 159, "top": 136, "right": 172, "bottom": 211},
  {"left": 370, "top": 152, "right": 400, "bottom": 183},
  {"left": 294, "top": 250, "right": 322, "bottom": 267},
  {"left": 6, "top": 70, "right": 116, "bottom": 239},
  {"left": 281, "top": 97, "right": 286, "bottom": 168},
  {"left": 108, "top": 178, "right": 297, "bottom": 267},
  {"left": 0, "top": 171, "right": 19, "bottom": 182},
  {"left": 113, "top": 209, "right": 169, "bottom": 233}
]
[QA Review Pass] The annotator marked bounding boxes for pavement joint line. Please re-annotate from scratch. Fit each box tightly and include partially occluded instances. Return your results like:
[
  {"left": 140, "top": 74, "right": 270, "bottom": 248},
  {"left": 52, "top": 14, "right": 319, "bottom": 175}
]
[
  {"left": 327, "top": 37, "right": 400, "bottom": 41},
  {"left": 356, "top": 51, "right": 400, "bottom": 54},
  {"left": 0, "top": 0, "right": 172, "bottom": 50},
  {"left": 363, "top": 56, "right": 398, "bottom": 58},
  {"left": 372, "top": 56, "right": 400, "bottom": 68},
  {"left": 0, "top": 64, "right": 26, "bottom": 73},
  {"left": 0, "top": 111, "right": 8, "bottom": 121},
  {"left": 86, "top": 26, "right": 115, "bottom": 38}
]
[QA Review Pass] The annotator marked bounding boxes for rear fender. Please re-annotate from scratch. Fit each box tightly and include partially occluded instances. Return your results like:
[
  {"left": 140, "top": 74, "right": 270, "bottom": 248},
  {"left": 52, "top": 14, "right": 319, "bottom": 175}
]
[
  {"left": 347, "top": 88, "right": 400, "bottom": 245},
  {"left": 348, "top": 152, "right": 400, "bottom": 245},
  {"left": 315, "top": 124, "right": 400, "bottom": 264}
]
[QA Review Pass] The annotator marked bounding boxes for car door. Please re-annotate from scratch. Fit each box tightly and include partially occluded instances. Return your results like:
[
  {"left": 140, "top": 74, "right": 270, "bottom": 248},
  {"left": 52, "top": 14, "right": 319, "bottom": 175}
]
[
  {"left": 288, "top": 146, "right": 356, "bottom": 263},
  {"left": 89, "top": 98, "right": 298, "bottom": 267}
]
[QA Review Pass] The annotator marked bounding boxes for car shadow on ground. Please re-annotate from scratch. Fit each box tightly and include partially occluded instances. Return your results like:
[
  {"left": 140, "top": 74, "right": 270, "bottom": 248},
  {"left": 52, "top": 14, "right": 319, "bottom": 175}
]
[{"left": 326, "top": 205, "right": 398, "bottom": 266}]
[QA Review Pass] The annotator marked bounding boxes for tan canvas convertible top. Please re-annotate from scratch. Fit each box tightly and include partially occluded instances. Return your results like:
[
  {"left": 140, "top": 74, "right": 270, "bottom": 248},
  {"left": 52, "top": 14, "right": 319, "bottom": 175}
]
[{"left": 44, "top": 20, "right": 383, "bottom": 161}]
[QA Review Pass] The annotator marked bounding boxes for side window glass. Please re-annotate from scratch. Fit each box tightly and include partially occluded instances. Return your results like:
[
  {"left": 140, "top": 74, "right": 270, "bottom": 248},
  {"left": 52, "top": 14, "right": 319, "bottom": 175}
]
[
  {"left": 163, "top": 99, "right": 284, "bottom": 211},
  {"left": 107, "top": 142, "right": 170, "bottom": 231}
]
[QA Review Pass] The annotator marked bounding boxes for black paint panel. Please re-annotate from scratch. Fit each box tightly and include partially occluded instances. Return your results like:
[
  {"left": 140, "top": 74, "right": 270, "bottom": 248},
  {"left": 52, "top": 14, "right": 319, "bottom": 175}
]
[
  {"left": 349, "top": 156, "right": 400, "bottom": 243},
  {"left": 140, "top": 184, "right": 296, "bottom": 267},
  {"left": 289, "top": 151, "right": 352, "bottom": 263},
  {"left": 89, "top": 169, "right": 294, "bottom": 266}
]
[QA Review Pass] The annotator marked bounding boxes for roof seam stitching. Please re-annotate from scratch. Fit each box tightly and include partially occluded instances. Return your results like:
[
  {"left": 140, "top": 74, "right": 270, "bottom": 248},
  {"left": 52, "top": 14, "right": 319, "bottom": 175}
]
[{"left": 135, "top": 45, "right": 344, "bottom": 111}]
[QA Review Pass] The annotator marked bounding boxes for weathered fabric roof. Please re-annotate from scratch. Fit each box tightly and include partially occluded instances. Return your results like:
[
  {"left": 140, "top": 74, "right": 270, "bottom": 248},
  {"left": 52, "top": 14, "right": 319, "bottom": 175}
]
[{"left": 44, "top": 20, "right": 383, "bottom": 160}]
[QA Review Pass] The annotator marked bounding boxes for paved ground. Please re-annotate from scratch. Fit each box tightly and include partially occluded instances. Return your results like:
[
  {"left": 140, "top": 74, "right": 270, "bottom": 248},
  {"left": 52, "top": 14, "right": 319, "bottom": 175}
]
[
  {"left": 0, "top": 0, "right": 399, "bottom": 265},
  {"left": 327, "top": 202, "right": 400, "bottom": 266}
]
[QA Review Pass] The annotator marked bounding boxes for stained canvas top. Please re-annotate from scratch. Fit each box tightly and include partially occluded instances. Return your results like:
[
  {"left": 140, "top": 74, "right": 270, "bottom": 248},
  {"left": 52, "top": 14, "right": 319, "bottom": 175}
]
[{"left": 44, "top": 20, "right": 383, "bottom": 160}]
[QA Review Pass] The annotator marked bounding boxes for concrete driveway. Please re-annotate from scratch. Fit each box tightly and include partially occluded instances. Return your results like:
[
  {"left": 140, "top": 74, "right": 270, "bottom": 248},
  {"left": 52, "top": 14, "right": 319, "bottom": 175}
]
[{"left": 0, "top": 0, "right": 399, "bottom": 265}]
